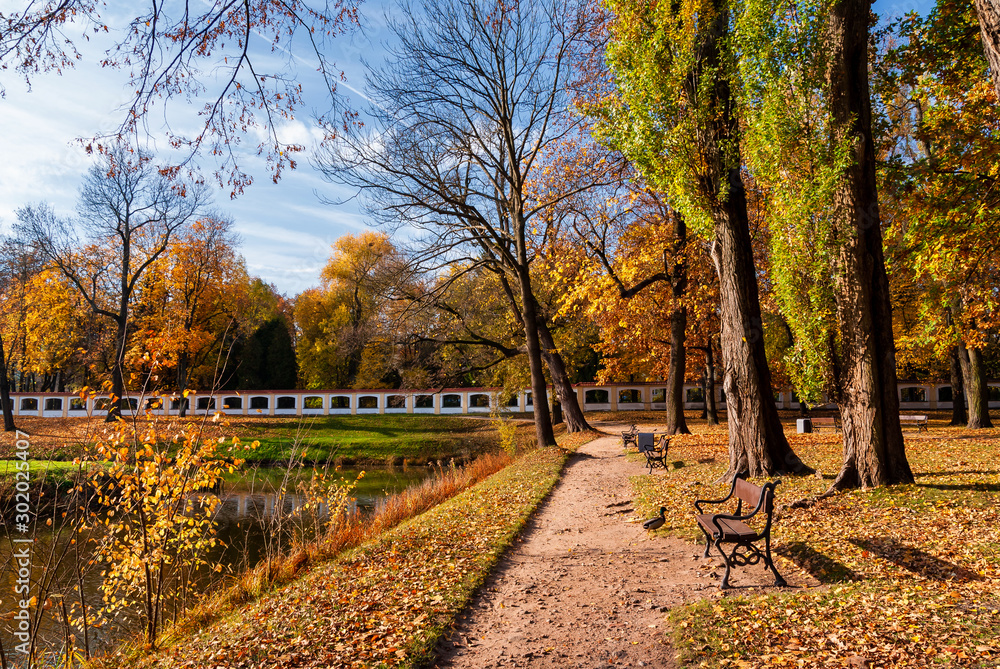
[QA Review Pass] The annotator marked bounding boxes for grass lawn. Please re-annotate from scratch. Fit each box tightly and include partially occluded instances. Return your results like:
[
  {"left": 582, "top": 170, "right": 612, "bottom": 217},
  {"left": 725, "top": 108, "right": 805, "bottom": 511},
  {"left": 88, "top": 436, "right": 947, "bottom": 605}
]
[
  {"left": 629, "top": 418, "right": 1000, "bottom": 668},
  {"left": 0, "top": 414, "right": 504, "bottom": 467}
]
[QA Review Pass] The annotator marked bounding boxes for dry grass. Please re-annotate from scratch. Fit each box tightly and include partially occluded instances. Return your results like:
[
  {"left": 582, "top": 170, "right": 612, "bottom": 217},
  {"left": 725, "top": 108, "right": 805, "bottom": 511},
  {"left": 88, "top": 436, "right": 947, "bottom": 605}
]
[{"left": 164, "top": 448, "right": 517, "bottom": 642}]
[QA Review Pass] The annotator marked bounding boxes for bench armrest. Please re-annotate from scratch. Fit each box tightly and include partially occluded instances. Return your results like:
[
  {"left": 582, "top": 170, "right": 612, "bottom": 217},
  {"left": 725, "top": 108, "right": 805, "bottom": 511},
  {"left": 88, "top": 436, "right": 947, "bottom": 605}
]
[{"left": 694, "top": 476, "right": 738, "bottom": 514}]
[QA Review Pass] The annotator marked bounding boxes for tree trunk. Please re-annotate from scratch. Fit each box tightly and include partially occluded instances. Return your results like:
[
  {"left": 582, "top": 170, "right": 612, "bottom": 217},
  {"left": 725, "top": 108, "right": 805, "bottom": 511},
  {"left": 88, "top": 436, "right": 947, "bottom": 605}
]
[
  {"left": 949, "top": 345, "right": 967, "bottom": 426},
  {"left": 959, "top": 342, "right": 993, "bottom": 429},
  {"left": 0, "top": 334, "right": 16, "bottom": 432},
  {"left": 107, "top": 318, "right": 127, "bottom": 422},
  {"left": 536, "top": 320, "right": 591, "bottom": 432},
  {"left": 698, "top": 0, "right": 807, "bottom": 478},
  {"left": 975, "top": 0, "right": 1000, "bottom": 99},
  {"left": 177, "top": 354, "right": 190, "bottom": 418},
  {"left": 705, "top": 345, "right": 718, "bottom": 425},
  {"left": 825, "top": 0, "right": 913, "bottom": 491},
  {"left": 665, "top": 212, "right": 690, "bottom": 435},
  {"left": 518, "top": 271, "right": 557, "bottom": 447}
]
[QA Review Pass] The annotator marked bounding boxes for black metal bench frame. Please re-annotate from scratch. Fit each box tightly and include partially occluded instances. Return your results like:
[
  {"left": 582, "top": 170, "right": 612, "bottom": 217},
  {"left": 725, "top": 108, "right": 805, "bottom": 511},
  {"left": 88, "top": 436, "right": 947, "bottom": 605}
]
[
  {"left": 695, "top": 473, "right": 785, "bottom": 589},
  {"left": 638, "top": 434, "right": 669, "bottom": 473},
  {"left": 899, "top": 414, "right": 929, "bottom": 432},
  {"left": 621, "top": 424, "right": 638, "bottom": 450}
]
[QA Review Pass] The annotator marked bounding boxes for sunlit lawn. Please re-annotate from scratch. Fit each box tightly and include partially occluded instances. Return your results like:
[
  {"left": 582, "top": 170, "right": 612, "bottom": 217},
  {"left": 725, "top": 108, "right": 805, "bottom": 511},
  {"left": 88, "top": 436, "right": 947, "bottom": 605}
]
[{"left": 0, "top": 414, "right": 503, "bottom": 466}]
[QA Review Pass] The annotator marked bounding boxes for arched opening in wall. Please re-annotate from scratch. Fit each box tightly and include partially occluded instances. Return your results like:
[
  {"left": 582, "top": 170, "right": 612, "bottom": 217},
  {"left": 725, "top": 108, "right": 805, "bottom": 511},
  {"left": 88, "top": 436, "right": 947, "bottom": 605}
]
[
  {"left": 20, "top": 398, "right": 38, "bottom": 412},
  {"left": 618, "top": 388, "right": 641, "bottom": 405},
  {"left": 197, "top": 397, "right": 216, "bottom": 411},
  {"left": 330, "top": 396, "right": 351, "bottom": 409},
  {"left": 276, "top": 396, "right": 297, "bottom": 410},
  {"left": 303, "top": 396, "right": 324, "bottom": 410},
  {"left": 44, "top": 398, "right": 62, "bottom": 412},
  {"left": 585, "top": 389, "right": 609, "bottom": 404},
  {"left": 442, "top": 394, "right": 462, "bottom": 409},
  {"left": 358, "top": 396, "right": 379, "bottom": 410},
  {"left": 415, "top": 395, "right": 434, "bottom": 409},
  {"left": 223, "top": 396, "right": 242, "bottom": 410},
  {"left": 250, "top": 396, "right": 269, "bottom": 411},
  {"left": 69, "top": 398, "right": 87, "bottom": 412},
  {"left": 469, "top": 394, "right": 490, "bottom": 409},
  {"left": 899, "top": 387, "right": 927, "bottom": 404},
  {"left": 937, "top": 386, "right": 953, "bottom": 403}
]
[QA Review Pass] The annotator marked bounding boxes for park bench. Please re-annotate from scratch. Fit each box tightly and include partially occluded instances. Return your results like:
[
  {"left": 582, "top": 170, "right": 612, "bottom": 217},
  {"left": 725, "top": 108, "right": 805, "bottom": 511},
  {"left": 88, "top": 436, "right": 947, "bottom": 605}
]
[
  {"left": 621, "top": 424, "right": 638, "bottom": 450},
  {"left": 810, "top": 416, "right": 841, "bottom": 433},
  {"left": 899, "top": 414, "right": 929, "bottom": 432},
  {"left": 638, "top": 434, "right": 669, "bottom": 473},
  {"left": 695, "top": 473, "right": 786, "bottom": 589}
]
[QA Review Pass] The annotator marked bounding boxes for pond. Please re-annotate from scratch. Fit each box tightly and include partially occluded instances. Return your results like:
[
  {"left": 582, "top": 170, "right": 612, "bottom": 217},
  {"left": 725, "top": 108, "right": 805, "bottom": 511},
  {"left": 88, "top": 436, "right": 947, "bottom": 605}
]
[{"left": 0, "top": 464, "right": 434, "bottom": 664}]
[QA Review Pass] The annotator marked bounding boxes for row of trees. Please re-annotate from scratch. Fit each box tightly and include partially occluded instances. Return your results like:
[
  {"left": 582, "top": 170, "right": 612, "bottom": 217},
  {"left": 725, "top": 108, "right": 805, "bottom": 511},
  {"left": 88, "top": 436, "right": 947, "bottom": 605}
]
[
  {"left": 1, "top": 148, "right": 297, "bottom": 425},
  {"left": 307, "top": 0, "right": 1000, "bottom": 492},
  {"left": 1, "top": 0, "right": 998, "bottom": 492}
]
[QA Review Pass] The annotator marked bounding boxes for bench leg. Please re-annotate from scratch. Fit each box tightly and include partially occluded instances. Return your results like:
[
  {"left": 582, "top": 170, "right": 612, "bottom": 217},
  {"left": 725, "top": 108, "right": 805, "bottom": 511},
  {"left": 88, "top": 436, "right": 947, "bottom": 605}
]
[
  {"left": 699, "top": 526, "right": 713, "bottom": 558},
  {"left": 716, "top": 538, "right": 732, "bottom": 589},
  {"left": 764, "top": 535, "right": 787, "bottom": 587}
]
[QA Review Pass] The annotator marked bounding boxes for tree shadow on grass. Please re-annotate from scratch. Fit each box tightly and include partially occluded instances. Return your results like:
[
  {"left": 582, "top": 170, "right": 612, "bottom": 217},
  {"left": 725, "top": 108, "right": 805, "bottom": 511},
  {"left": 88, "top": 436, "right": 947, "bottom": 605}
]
[
  {"left": 848, "top": 537, "right": 984, "bottom": 583},
  {"left": 776, "top": 541, "right": 861, "bottom": 583},
  {"left": 914, "top": 481, "right": 1000, "bottom": 493}
]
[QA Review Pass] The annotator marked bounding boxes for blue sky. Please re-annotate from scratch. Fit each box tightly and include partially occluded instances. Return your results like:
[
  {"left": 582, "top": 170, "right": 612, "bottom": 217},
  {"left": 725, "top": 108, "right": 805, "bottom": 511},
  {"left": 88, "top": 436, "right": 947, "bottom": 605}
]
[{"left": 0, "top": 0, "right": 937, "bottom": 296}]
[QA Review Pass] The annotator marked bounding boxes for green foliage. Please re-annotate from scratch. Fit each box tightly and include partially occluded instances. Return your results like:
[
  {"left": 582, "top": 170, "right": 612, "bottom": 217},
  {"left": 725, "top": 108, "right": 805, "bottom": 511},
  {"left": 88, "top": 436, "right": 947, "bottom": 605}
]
[
  {"left": 733, "top": 0, "right": 858, "bottom": 402},
  {"left": 595, "top": 0, "right": 733, "bottom": 236},
  {"left": 230, "top": 316, "right": 298, "bottom": 390}
]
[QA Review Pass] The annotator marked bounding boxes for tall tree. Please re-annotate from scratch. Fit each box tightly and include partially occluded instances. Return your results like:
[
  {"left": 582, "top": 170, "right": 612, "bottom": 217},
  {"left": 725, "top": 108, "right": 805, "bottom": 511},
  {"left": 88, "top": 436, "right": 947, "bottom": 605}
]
[
  {"left": 595, "top": 0, "right": 810, "bottom": 476},
  {"left": 18, "top": 148, "right": 207, "bottom": 419},
  {"left": 318, "top": 0, "right": 610, "bottom": 446},
  {"left": 734, "top": 0, "right": 916, "bottom": 488},
  {"left": 878, "top": 0, "right": 999, "bottom": 429},
  {"left": 132, "top": 216, "right": 252, "bottom": 411},
  {"left": 821, "top": 0, "right": 913, "bottom": 488},
  {"left": 295, "top": 232, "right": 406, "bottom": 388}
]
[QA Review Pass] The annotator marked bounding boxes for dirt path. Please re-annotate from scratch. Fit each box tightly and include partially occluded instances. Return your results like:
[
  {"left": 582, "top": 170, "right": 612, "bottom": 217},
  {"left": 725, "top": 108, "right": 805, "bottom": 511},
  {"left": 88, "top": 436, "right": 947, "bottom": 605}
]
[{"left": 431, "top": 425, "right": 771, "bottom": 668}]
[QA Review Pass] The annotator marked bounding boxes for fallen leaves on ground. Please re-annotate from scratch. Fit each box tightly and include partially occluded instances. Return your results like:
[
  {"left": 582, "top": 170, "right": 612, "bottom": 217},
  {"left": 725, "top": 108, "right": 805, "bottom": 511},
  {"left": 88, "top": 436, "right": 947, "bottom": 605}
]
[{"left": 630, "top": 421, "right": 1000, "bottom": 668}]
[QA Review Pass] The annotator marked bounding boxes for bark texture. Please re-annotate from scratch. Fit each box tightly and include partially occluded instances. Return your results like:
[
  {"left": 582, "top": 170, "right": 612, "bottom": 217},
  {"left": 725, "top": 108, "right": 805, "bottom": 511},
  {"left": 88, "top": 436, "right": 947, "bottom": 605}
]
[
  {"left": 518, "top": 270, "right": 557, "bottom": 446},
  {"left": 826, "top": 0, "right": 913, "bottom": 490},
  {"left": 949, "top": 345, "right": 967, "bottom": 426},
  {"left": 959, "top": 342, "right": 994, "bottom": 429},
  {"left": 697, "top": 4, "right": 808, "bottom": 478},
  {"left": 664, "top": 212, "right": 690, "bottom": 435},
  {"left": 975, "top": 0, "right": 1000, "bottom": 99},
  {"left": 537, "top": 320, "right": 591, "bottom": 433},
  {"left": 0, "top": 334, "right": 15, "bottom": 432}
]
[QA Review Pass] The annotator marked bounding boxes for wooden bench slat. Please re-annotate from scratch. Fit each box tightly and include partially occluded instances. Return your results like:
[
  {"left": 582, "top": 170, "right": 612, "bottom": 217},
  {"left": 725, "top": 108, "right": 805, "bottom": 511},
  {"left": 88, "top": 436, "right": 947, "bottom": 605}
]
[{"left": 695, "top": 514, "right": 755, "bottom": 540}]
